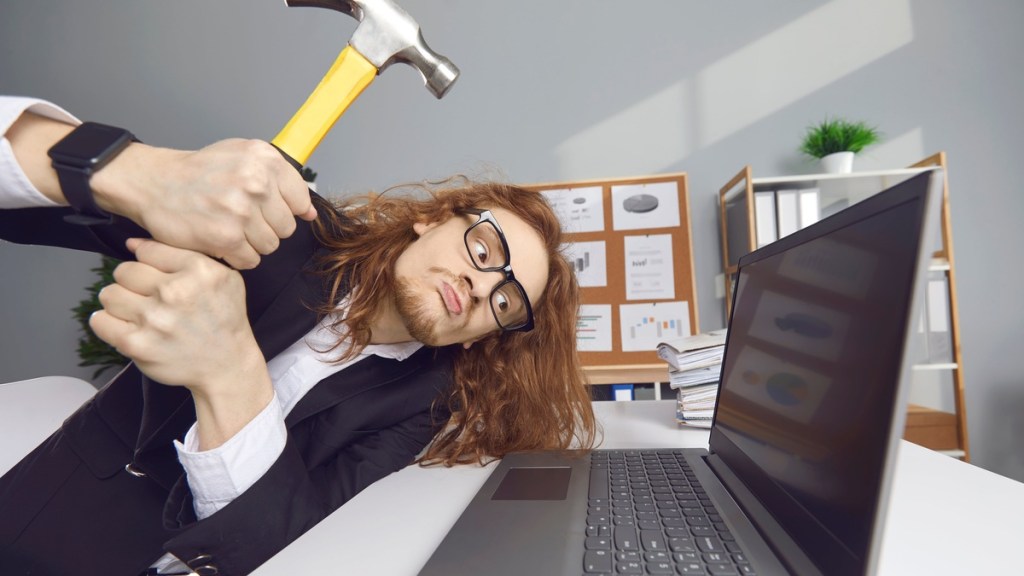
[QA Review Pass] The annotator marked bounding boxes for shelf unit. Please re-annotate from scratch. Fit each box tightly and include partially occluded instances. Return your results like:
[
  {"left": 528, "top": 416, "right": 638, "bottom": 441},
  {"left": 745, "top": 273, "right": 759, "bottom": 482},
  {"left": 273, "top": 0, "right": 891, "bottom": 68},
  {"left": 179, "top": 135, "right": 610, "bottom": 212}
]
[{"left": 716, "top": 153, "right": 969, "bottom": 460}]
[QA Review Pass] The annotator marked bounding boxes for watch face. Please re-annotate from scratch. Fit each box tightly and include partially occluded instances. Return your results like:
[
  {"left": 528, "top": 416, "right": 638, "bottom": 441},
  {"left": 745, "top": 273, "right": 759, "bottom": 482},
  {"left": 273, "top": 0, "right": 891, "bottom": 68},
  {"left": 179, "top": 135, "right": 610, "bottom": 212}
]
[{"left": 48, "top": 122, "right": 134, "bottom": 169}]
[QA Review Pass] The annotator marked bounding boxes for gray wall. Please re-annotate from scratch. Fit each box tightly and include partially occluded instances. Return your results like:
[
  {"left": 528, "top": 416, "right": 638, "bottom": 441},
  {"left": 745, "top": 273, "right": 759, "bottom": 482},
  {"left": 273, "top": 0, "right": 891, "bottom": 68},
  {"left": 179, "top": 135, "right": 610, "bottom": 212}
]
[{"left": 2, "top": 1, "right": 1021, "bottom": 481}]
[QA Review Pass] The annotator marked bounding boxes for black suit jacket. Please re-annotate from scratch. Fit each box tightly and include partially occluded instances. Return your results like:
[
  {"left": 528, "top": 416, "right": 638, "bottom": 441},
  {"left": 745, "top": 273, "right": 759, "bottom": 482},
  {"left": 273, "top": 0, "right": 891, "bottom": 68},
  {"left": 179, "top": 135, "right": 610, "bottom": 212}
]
[{"left": 0, "top": 203, "right": 454, "bottom": 575}]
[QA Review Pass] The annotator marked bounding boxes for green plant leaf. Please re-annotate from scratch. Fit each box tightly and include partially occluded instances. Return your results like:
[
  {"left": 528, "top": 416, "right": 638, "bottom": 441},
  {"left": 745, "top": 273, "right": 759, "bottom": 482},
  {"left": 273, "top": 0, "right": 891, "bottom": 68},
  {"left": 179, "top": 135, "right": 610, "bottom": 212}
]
[{"left": 799, "top": 118, "right": 882, "bottom": 158}]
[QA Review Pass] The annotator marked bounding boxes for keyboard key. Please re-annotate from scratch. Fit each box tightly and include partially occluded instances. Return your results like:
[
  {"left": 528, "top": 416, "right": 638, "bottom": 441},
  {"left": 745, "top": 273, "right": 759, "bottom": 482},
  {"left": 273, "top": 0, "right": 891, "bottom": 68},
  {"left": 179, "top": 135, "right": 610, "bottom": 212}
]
[
  {"left": 616, "top": 560, "right": 643, "bottom": 574},
  {"left": 639, "top": 529, "right": 667, "bottom": 551},
  {"left": 614, "top": 528, "right": 639, "bottom": 551},
  {"left": 724, "top": 542, "right": 744, "bottom": 553},
  {"left": 668, "top": 537, "right": 696, "bottom": 552},
  {"left": 589, "top": 469, "right": 609, "bottom": 500},
  {"left": 696, "top": 535, "right": 725, "bottom": 553},
  {"left": 708, "top": 563, "right": 740, "bottom": 575},
  {"left": 647, "top": 561, "right": 674, "bottom": 574},
  {"left": 678, "top": 563, "right": 706, "bottom": 574},
  {"left": 615, "top": 551, "right": 639, "bottom": 562},
  {"left": 585, "top": 536, "right": 611, "bottom": 550},
  {"left": 637, "top": 519, "right": 661, "bottom": 530},
  {"left": 583, "top": 550, "right": 612, "bottom": 573},
  {"left": 674, "top": 552, "right": 700, "bottom": 563},
  {"left": 644, "top": 551, "right": 670, "bottom": 563}
]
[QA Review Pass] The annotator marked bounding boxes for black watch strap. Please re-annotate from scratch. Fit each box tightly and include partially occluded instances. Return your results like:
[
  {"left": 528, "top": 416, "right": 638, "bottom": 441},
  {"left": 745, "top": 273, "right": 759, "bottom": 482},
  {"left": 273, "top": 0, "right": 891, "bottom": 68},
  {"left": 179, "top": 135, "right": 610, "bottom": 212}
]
[
  {"left": 48, "top": 121, "right": 138, "bottom": 226},
  {"left": 55, "top": 163, "right": 116, "bottom": 225}
]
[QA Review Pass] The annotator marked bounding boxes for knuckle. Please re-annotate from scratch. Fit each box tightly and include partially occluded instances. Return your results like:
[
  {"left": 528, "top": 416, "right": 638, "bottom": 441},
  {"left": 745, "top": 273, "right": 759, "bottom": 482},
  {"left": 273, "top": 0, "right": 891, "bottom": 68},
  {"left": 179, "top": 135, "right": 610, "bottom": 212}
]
[
  {"left": 278, "top": 218, "right": 297, "bottom": 238},
  {"left": 260, "top": 236, "right": 280, "bottom": 255},
  {"left": 141, "top": 307, "right": 174, "bottom": 334},
  {"left": 209, "top": 227, "right": 243, "bottom": 251},
  {"left": 157, "top": 279, "right": 188, "bottom": 305},
  {"left": 118, "top": 333, "right": 147, "bottom": 361}
]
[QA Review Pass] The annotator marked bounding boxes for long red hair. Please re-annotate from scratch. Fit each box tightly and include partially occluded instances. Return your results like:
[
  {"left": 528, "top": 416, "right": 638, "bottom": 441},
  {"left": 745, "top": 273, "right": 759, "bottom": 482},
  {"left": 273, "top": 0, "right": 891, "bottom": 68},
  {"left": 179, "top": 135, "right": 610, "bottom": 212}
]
[{"left": 311, "top": 177, "right": 597, "bottom": 465}]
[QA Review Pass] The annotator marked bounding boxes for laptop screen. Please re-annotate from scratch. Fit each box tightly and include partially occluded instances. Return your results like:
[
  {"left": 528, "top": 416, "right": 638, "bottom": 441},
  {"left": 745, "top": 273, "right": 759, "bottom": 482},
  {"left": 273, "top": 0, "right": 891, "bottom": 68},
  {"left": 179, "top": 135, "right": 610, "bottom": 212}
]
[{"left": 709, "top": 173, "right": 932, "bottom": 576}]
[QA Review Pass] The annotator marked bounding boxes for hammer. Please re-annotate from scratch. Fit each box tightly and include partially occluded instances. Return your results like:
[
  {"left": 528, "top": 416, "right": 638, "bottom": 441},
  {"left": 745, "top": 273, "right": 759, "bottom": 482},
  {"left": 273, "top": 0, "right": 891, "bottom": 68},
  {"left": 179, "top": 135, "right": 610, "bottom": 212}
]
[{"left": 271, "top": 0, "right": 459, "bottom": 167}]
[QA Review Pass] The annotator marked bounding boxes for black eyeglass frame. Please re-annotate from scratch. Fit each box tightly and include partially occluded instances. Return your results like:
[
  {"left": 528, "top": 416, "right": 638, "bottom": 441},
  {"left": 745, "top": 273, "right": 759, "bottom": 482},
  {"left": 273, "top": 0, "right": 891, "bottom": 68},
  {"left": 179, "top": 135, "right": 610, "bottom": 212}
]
[{"left": 462, "top": 208, "right": 535, "bottom": 332}]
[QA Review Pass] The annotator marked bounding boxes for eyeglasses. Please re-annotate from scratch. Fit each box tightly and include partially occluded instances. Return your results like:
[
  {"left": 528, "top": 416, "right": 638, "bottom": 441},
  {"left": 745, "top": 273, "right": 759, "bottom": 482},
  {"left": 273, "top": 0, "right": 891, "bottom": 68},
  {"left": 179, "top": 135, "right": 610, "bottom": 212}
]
[{"left": 462, "top": 208, "right": 535, "bottom": 332}]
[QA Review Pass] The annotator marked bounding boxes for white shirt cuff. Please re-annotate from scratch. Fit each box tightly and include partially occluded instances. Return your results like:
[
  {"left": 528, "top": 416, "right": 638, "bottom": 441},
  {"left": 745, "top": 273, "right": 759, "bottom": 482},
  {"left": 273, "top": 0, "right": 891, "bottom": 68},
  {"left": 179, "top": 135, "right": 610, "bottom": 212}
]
[
  {"left": 173, "top": 392, "right": 287, "bottom": 520},
  {"left": 0, "top": 96, "right": 80, "bottom": 208}
]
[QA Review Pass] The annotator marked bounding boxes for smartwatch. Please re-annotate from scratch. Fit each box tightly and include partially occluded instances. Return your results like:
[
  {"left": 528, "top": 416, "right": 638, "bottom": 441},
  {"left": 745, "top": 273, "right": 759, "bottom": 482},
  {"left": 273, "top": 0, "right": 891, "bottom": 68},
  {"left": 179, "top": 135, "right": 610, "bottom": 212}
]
[{"left": 48, "top": 121, "right": 138, "bottom": 226}]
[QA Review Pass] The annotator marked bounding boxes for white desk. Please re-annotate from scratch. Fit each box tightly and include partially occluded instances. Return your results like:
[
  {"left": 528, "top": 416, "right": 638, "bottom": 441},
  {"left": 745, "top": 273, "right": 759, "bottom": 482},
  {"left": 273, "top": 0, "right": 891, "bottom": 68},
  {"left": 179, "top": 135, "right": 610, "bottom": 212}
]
[
  {"left": 252, "top": 400, "right": 1024, "bottom": 575},
  {"left": 0, "top": 376, "right": 96, "bottom": 476}
]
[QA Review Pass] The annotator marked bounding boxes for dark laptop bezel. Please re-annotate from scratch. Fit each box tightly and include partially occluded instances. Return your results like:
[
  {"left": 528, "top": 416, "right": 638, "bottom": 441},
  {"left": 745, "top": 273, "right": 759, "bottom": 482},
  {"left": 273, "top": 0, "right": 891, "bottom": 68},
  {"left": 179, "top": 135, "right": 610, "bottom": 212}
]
[{"left": 707, "top": 170, "right": 940, "bottom": 576}]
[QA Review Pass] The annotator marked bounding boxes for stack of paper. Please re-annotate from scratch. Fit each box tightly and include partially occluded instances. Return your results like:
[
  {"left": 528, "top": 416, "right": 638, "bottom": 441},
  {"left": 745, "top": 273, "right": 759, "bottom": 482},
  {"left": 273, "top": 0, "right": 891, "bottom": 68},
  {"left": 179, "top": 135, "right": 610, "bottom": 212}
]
[{"left": 655, "top": 329, "right": 727, "bottom": 428}]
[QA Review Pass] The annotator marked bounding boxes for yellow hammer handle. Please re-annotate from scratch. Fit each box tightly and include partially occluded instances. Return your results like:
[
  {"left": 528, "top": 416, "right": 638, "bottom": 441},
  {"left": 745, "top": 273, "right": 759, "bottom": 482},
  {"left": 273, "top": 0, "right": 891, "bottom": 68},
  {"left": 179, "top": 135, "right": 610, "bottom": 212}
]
[{"left": 272, "top": 45, "right": 378, "bottom": 165}]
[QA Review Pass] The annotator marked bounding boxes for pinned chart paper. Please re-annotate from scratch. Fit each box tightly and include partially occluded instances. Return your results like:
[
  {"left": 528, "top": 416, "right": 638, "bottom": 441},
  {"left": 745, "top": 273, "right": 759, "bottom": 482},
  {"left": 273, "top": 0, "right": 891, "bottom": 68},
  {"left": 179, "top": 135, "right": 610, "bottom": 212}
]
[
  {"left": 619, "top": 302, "right": 690, "bottom": 352},
  {"left": 611, "top": 181, "right": 680, "bottom": 231},
  {"left": 624, "top": 234, "right": 675, "bottom": 300},
  {"left": 577, "top": 304, "right": 613, "bottom": 352},
  {"left": 564, "top": 241, "right": 607, "bottom": 288},
  {"left": 541, "top": 187, "right": 605, "bottom": 233}
]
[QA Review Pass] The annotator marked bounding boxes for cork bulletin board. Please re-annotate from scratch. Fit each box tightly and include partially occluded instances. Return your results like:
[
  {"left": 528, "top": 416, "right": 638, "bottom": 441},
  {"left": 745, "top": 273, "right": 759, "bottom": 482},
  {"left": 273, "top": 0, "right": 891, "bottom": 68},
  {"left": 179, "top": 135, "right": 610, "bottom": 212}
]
[{"left": 524, "top": 173, "right": 699, "bottom": 368}]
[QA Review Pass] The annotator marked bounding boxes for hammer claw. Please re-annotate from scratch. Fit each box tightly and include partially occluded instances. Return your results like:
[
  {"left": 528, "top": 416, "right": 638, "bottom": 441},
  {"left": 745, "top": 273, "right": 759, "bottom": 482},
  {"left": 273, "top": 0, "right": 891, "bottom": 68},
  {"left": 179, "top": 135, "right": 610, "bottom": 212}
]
[{"left": 275, "top": 0, "right": 459, "bottom": 163}]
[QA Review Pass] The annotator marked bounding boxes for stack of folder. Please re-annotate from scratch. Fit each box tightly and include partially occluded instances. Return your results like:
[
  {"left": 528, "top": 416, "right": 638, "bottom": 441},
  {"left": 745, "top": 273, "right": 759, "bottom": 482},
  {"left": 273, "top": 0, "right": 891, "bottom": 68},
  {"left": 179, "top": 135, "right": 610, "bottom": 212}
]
[{"left": 656, "top": 329, "right": 727, "bottom": 428}]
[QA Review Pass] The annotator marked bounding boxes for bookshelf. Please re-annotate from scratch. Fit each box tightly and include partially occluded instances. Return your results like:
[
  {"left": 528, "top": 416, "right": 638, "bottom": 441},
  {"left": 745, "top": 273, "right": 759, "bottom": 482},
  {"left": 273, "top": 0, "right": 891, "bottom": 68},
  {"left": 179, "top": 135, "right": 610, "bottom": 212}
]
[{"left": 716, "top": 153, "right": 969, "bottom": 460}]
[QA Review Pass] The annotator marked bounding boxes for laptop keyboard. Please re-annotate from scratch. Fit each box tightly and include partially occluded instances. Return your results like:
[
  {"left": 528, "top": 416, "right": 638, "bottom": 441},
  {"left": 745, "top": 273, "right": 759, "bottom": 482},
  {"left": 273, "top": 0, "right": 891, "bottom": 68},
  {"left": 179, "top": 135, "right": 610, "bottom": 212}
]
[{"left": 584, "top": 450, "right": 754, "bottom": 575}]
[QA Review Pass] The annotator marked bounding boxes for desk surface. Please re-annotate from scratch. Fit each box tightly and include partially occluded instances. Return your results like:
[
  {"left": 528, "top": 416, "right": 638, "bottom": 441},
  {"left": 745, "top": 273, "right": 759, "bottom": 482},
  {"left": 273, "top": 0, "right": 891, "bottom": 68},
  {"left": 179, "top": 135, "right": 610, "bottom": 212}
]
[{"left": 252, "top": 400, "right": 1024, "bottom": 575}]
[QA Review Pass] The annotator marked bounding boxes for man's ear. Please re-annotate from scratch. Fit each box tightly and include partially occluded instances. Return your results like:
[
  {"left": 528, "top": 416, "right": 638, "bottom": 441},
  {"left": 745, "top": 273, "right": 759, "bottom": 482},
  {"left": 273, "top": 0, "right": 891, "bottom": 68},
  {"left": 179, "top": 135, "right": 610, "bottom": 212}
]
[{"left": 413, "top": 220, "right": 441, "bottom": 236}]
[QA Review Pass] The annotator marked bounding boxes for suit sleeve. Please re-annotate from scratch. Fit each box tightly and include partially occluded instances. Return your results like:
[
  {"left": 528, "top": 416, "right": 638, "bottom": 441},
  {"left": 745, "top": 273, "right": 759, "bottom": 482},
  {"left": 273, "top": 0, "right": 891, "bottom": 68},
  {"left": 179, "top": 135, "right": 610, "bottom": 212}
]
[{"left": 161, "top": 402, "right": 447, "bottom": 575}]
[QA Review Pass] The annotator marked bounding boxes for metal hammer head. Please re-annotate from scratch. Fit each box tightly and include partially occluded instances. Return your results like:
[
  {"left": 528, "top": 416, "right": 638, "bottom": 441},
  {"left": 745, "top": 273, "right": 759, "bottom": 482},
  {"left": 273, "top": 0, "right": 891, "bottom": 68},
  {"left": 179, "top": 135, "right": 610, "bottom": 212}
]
[{"left": 286, "top": 0, "right": 459, "bottom": 98}]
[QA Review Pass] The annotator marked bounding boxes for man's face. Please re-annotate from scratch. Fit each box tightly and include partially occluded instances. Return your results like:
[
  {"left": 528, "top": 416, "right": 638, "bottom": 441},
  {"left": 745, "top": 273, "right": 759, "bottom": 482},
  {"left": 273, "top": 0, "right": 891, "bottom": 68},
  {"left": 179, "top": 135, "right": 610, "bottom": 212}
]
[{"left": 392, "top": 207, "right": 549, "bottom": 348}]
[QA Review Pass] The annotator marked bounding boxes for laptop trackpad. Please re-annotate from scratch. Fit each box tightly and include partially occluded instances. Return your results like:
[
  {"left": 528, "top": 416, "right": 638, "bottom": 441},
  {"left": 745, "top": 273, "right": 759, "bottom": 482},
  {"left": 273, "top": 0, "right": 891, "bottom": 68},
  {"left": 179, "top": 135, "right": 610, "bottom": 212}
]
[{"left": 491, "top": 467, "right": 571, "bottom": 500}]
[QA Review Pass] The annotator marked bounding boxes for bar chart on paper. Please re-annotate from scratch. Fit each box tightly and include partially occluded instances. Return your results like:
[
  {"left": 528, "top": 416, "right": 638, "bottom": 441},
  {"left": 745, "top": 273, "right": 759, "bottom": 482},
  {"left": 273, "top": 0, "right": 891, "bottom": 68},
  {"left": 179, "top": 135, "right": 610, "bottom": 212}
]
[
  {"left": 564, "top": 241, "right": 607, "bottom": 288},
  {"left": 619, "top": 302, "right": 691, "bottom": 352}
]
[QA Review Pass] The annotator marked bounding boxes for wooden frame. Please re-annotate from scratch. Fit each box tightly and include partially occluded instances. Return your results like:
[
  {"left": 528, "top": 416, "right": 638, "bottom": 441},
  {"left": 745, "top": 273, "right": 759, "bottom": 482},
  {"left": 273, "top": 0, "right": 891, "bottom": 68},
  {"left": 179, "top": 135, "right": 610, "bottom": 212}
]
[
  {"left": 717, "top": 166, "right": 753, "bottom": 319},
  {"left": 909, "top": 152, "right": 970, "bottom": 460}
]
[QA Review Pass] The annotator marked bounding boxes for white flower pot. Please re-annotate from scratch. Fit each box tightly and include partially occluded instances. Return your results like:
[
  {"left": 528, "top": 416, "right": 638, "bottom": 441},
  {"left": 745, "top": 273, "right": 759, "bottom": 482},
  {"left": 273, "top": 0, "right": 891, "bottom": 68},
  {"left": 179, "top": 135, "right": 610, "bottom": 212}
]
[{"left": 820, "top": 151, "right": 854, "bottom": 174}]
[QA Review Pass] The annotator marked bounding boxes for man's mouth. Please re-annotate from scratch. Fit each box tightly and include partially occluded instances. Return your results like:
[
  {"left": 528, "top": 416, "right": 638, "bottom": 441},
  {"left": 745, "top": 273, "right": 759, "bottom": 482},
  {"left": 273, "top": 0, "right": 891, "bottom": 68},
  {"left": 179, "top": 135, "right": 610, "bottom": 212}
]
[{"left": 441, "top": 282, "right": 463, "bottom": 314}]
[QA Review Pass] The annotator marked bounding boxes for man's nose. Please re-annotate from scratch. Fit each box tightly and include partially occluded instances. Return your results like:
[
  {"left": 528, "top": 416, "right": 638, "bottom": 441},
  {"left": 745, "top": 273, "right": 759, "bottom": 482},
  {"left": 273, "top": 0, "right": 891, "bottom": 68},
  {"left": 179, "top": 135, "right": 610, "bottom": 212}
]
[{"left": 461, "top": 267, "right": 502, "bottom": 302}]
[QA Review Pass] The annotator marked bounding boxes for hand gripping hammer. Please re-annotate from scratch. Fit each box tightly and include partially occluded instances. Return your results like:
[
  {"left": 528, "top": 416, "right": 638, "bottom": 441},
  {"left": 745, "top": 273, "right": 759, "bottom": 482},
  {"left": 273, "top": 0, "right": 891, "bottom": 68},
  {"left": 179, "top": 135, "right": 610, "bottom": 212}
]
[{"left": 272, "top": 0, "right": 460, "bottom": 167}]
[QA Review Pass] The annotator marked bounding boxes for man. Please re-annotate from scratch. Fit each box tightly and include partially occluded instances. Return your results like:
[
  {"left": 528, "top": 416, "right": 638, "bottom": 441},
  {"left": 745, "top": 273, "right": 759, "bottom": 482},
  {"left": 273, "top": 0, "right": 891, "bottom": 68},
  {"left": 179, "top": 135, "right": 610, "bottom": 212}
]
[{"left": 0, "top": 97, "right": 596, "bottom": 575}]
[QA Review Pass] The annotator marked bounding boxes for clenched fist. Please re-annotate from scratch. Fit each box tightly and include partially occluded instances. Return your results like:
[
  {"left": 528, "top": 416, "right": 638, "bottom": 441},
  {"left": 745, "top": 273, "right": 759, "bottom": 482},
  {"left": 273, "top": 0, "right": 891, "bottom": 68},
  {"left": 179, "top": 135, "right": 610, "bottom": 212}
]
[
  {"left": 94, "top": 139, "right": 317, "bottom": 269},
  {"left": 90, "top": 238, "right": 274, "bottom": 449}
]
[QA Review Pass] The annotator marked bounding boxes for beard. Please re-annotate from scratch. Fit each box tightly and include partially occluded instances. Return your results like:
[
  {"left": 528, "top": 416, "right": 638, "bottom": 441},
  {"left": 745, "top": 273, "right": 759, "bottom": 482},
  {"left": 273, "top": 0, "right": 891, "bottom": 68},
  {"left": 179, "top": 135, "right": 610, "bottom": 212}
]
[
  {"left": 393, "top": 277, "right": 443, "bottom": 345},
  {"left": 392, "top": 267, "right": 475, "bottom": 347}
]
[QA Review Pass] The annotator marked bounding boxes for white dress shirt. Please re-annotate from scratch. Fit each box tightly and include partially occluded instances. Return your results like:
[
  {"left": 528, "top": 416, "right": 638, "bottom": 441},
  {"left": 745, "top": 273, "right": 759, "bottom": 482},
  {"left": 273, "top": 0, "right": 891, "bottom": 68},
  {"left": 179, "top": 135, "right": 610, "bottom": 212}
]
[{"left": 0, "top": 96, "right": 423, "bottom": 572}]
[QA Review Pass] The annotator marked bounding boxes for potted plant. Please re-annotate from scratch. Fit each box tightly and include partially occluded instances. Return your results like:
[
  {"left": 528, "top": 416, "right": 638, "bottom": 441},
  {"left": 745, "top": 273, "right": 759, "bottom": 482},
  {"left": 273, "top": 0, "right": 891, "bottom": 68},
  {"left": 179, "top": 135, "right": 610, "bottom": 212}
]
[{"left": 799, "top": 118, "right": 881, "bottom": 174}]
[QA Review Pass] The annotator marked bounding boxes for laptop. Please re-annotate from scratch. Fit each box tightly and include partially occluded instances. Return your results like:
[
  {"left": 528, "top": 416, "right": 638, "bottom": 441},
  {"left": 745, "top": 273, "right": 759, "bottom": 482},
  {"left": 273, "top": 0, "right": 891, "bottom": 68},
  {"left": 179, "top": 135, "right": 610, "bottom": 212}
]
[{"left": 420, "top": 170, "right": 943, "bottom": 576}]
